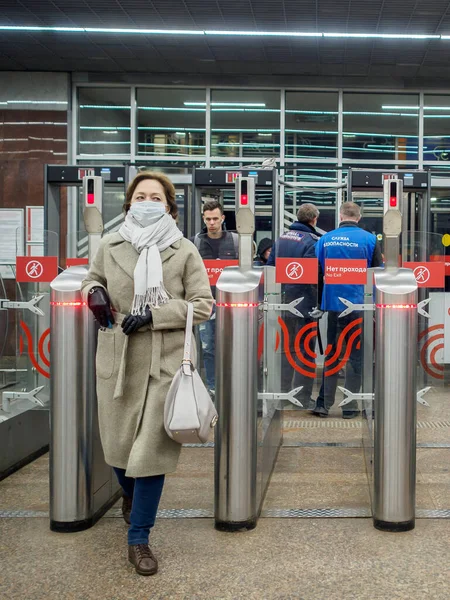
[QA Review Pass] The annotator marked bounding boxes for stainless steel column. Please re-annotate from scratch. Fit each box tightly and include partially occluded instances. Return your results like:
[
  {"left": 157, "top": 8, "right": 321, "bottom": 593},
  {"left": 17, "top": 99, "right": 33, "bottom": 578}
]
[
  {"left": 49, "top": 177, "right": 120, "bottom": 532},
  {"left": 373, "top": 176, "right": 418, "bottom": 532},
  {"left": 214, "top": 176, "right": 263, "bottom": 531}
]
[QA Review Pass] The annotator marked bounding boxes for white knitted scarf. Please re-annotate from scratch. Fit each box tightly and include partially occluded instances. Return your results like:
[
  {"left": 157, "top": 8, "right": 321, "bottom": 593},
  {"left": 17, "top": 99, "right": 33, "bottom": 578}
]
[{"left": 118, "top": 212, "right": 183, "bottom": 315}]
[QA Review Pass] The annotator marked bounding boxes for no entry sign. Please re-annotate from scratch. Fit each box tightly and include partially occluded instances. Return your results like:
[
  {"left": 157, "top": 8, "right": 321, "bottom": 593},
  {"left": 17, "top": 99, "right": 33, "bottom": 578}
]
[
  {"left": 275, "top": 258, "right": 318, "bottom": 284},
  {"left": 16, "top": 256, "right": 58, "bottom": 283},
  {"left": 403, "top": 261, "right": 445, "bottom": 288}
]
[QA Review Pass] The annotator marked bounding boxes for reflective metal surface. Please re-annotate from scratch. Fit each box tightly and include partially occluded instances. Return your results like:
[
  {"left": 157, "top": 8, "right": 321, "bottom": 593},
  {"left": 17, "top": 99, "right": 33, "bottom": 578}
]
[
  {"left": 373, "top": 267, "right": 418, "bottom": 531},
  {"left": 50, "top": 266, "right": 119, "bottom": 531},
  {"left": 215, "top": 266, "right": 262, "bottom": 531}
]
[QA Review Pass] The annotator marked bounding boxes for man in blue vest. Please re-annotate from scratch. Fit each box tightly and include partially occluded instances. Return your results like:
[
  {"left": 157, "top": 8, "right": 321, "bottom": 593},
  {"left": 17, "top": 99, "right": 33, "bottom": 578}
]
[
  {"left": 267, "top": 203, "right": 321, "bottom": 408},
  {"left": 311, "top": 201, "right": 382, "bottom": 419}
]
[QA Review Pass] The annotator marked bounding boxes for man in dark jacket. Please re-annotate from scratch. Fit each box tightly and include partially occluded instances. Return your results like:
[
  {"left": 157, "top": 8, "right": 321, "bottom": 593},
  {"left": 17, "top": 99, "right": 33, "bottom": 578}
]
[
  {"left": 267, "top": 204, "right": 321, "bottom": 408},
  {"left": 311, "top": 201, "right": 383, "bottom": 419},
  {"left": 192, "top": 200, "right": 239, "bottom": 393}
]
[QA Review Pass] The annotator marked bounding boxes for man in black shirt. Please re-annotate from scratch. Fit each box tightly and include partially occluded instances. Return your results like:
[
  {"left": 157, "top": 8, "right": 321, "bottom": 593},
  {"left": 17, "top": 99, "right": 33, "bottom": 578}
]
[{"left": 192, "top": 200, "right": 239, "bottom": 392}]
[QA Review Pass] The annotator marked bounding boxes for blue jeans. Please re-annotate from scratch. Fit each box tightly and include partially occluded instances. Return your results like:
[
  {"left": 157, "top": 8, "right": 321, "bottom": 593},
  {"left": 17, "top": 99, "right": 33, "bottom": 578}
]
[
  {"left": 113, "top": 467, "right": 165, "bottom": 546},
  {"left": 199, "top": 314, "right": 216, "bottom": 390}
]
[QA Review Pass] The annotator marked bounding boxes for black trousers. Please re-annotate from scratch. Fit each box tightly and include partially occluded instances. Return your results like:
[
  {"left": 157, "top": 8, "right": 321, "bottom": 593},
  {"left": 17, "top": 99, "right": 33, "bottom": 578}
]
[{"left": 316, "top": 311, "right": 363, "bottom": 412}]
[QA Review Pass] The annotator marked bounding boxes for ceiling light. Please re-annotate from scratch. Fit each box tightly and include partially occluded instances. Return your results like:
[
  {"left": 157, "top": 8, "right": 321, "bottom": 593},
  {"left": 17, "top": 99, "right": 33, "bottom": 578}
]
[
  {"left": 138, "top": 106, "right": 204, "bottom": 111},
  {"left": 0, "top": 25, "right": 442, "bottom": 40},
  {"left": 184, "top": 102, "right": 266, "bottom": 107},
  {"left": 382, "top": 105, "right": 419, "bottom": 110},
  {"left": 103, "top": 130, "right": 118, "bottom": 134},
  {"left": 205, "top": 30, "right": 321, "bottom": 37},
  {"left": 80, "top": 104, "right": 130, "bottom": 109},
  {"left": 324, "top": 33, "right": 439, "bottom": 39},
  {"left": 1, "top": 100, "right": 68, "bottom": 105}
]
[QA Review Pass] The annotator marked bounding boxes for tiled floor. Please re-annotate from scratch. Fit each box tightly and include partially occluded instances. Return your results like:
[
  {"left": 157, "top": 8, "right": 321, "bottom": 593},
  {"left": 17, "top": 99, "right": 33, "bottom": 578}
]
[{"left": 1, "top": 402, "right": 450, "bottom": 599}]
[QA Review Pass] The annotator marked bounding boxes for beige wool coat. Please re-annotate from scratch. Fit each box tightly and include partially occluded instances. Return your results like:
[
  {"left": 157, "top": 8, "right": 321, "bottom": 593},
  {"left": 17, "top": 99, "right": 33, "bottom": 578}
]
[{"left": 81, "top": 232, "right": 213, "bottom": 478}]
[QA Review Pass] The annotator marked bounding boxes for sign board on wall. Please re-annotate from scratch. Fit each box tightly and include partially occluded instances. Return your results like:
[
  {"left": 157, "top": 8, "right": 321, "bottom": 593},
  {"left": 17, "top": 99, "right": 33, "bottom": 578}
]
[{"left": 0, "top": 208, "right": 24, "bottom": 279}]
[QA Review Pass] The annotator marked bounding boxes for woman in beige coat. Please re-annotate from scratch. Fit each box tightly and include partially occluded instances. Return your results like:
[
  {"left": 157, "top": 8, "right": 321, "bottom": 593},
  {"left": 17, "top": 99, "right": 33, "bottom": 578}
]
[{"left": 82, "top": 172, "right": 213, "bottom": 576}]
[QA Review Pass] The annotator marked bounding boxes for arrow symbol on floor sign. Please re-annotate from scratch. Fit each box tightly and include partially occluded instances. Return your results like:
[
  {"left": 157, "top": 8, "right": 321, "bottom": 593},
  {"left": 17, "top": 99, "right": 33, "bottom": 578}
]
[
  {"left": 258, "top": 386, "right": 304, "bottom": 408},
  {"left": 338, "top": 386, "right": 432, "bottom": 408}
]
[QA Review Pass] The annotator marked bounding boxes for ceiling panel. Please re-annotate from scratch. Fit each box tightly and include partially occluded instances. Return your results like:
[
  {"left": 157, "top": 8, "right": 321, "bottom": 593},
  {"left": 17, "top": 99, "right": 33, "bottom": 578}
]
[{"left": 0, "top": 0, "right": 450, "bottom": 86}]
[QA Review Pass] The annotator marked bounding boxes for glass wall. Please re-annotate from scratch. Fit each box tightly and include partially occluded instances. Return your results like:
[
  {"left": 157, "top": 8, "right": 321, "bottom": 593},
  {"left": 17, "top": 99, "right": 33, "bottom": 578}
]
[
  {"left": 285, "top": 91, "right": 338, "bottom": 159},
  {"left": 74, "top": 86, "right": 450, "bottom": 169},
  {"left": 137, "top": 88, "right": 206, "bottom": 157},
  {"left": 210, "top": 90, "right": 281, "bottom": 158},
  {"left": 424, "top": 95, "right": 450, "bottom": 162},
  {"left": 78, "top": 87, "right": 131, "bottom": 157},
  {"left": 343, "top": 92, "right": 419, "bottom": 162}
]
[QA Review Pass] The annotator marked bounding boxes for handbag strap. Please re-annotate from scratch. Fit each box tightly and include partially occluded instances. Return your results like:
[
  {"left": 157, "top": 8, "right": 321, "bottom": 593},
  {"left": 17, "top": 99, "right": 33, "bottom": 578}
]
[{"left": 182, "top": 302, "right": 194, "bottom": 366}]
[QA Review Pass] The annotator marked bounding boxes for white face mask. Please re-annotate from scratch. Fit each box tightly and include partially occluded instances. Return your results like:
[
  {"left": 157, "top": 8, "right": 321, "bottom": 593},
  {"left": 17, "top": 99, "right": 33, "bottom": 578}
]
[{"left": 129, "top": 201, "right": 166, "bottom": 228}]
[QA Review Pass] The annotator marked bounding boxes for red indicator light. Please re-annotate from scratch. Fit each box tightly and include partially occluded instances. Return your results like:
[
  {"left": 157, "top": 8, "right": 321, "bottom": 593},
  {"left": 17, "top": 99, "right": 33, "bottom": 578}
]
[
  {"left": 216, "top": 302, "right": 259, "bottom": 308},
  {"left": 376, "top": 304, "right": 417, "bottom": 309},
  {"left": 87, "top": 193, "right": 95, "bottom": 205},
  {"left": 389, "top": 196, "right": 397, "bottom": 208},
  {"left": 241, "top": 194, "right": 248, "bottom": 205},
  {"left": 50, "top": 301, "right": 87, "bottom": 307}
]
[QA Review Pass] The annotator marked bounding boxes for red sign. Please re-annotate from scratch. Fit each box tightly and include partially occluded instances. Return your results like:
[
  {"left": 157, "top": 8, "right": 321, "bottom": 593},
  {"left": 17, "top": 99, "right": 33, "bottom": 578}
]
[
  {"left": 403, "top": 261, "right": 445, "bottom": 288},
  {"left": 16, "top": 256, "right": 58, "bottom": 283},
  {"left": 203, "top": 260, "right": 239, "bottom": 286},
  {"left": 430, "top": 255, "right": 450, "bottom": 276},
  {"left": 275, "top": 258, "right": 318, "bottom": 284},
  {"left": 67, "top": 258, "right": 89, "bottom": 268},
  {"left": 324, "top": 259, "right": 368, "bottom": 285}
]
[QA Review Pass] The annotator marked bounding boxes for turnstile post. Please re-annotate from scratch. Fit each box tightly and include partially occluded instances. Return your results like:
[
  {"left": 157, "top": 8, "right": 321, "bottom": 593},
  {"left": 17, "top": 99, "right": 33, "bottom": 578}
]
[{"left": 373, "top": 176, "right": 418, "bottom": 532}]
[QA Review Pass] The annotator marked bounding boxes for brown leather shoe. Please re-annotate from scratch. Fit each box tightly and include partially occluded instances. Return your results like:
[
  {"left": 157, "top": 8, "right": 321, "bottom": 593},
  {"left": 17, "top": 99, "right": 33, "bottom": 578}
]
[
  {"left": 121, "top": 494, "right": 132, "bottom": 525},
  {"left": 128, "top": 544, "right": 158, "bottom": 576}
]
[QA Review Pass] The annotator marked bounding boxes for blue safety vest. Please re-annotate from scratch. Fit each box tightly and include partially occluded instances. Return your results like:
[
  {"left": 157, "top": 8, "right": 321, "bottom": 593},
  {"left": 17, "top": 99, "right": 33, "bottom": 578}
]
[{"left": 316, "top": 222, "right": 377, "bottom": 312}]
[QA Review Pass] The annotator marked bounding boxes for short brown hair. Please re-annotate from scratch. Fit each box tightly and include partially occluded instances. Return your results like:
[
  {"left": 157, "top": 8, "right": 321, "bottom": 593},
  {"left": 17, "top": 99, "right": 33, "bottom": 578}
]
[
  {"left": 340, "top": 201, "right": 361, "bottom": 220},
  {"left": 202, "top": 199, "right": 224, "bottom": 214},
  {"left": 297, "top": 203, "right": 319, "bottom": 224},
  {"left": 123, "top": 171, "right": 178, "bottom": 220}
]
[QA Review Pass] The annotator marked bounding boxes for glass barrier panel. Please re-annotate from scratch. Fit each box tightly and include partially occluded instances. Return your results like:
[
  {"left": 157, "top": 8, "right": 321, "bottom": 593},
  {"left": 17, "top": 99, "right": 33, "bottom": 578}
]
[
  {"left": 259, "top": 240, "right": 373, "bottom": 514},
  {"left": 401, "top": 231, "right": 449, "bottom": 513},
  {"left": 7, "top": 229, "right": 58, "bottom": 417}
]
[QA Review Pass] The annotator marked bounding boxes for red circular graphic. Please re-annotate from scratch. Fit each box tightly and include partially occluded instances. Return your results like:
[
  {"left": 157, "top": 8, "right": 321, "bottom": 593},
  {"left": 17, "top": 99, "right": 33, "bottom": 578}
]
[
  {"left": 285, "top": 261, "right": 304, "bottom": 281},
  {"left": 25, "top": 260, "right": 43, "bottom": 279},
  {"left": 413, "top": 265, "right": 430, "bottom": 284}
]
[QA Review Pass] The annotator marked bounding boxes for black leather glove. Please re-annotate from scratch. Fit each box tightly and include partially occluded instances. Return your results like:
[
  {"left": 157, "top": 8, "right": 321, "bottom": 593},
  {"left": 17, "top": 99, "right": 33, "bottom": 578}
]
[
  {"left": 87, "top": 286, "right": 115, "bottom": 328},
  {"left": 121, "top": 307, "right": 152, "bottom": 336}
]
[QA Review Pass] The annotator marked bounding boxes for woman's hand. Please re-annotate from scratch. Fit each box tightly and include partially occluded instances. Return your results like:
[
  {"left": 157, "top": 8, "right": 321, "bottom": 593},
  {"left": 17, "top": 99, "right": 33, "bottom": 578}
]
[
  {"left": 121, "top": 307, "right": 152, "bottom": 335},
  {"left": 87, "top": 287, "right": 115, "bottom": 328}
]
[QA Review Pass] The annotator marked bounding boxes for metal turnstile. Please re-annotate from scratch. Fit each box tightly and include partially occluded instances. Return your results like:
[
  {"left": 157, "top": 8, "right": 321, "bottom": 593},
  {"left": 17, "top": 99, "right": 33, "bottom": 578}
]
[
  {"left": 49, "top": 176, "right": 120, "bottom": 532},
  {"left": 373, "top": 177, "right": 418, "bottom": 531},
  {"left": 215, "top": 176, "right": 264, "bottom": 530}
]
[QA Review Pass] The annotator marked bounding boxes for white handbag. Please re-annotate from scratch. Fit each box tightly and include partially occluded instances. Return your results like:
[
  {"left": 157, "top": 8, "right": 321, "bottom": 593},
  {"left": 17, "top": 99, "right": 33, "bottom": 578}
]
[{"left": 164, "top": 303, "right": 218, "bottom": 444}]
